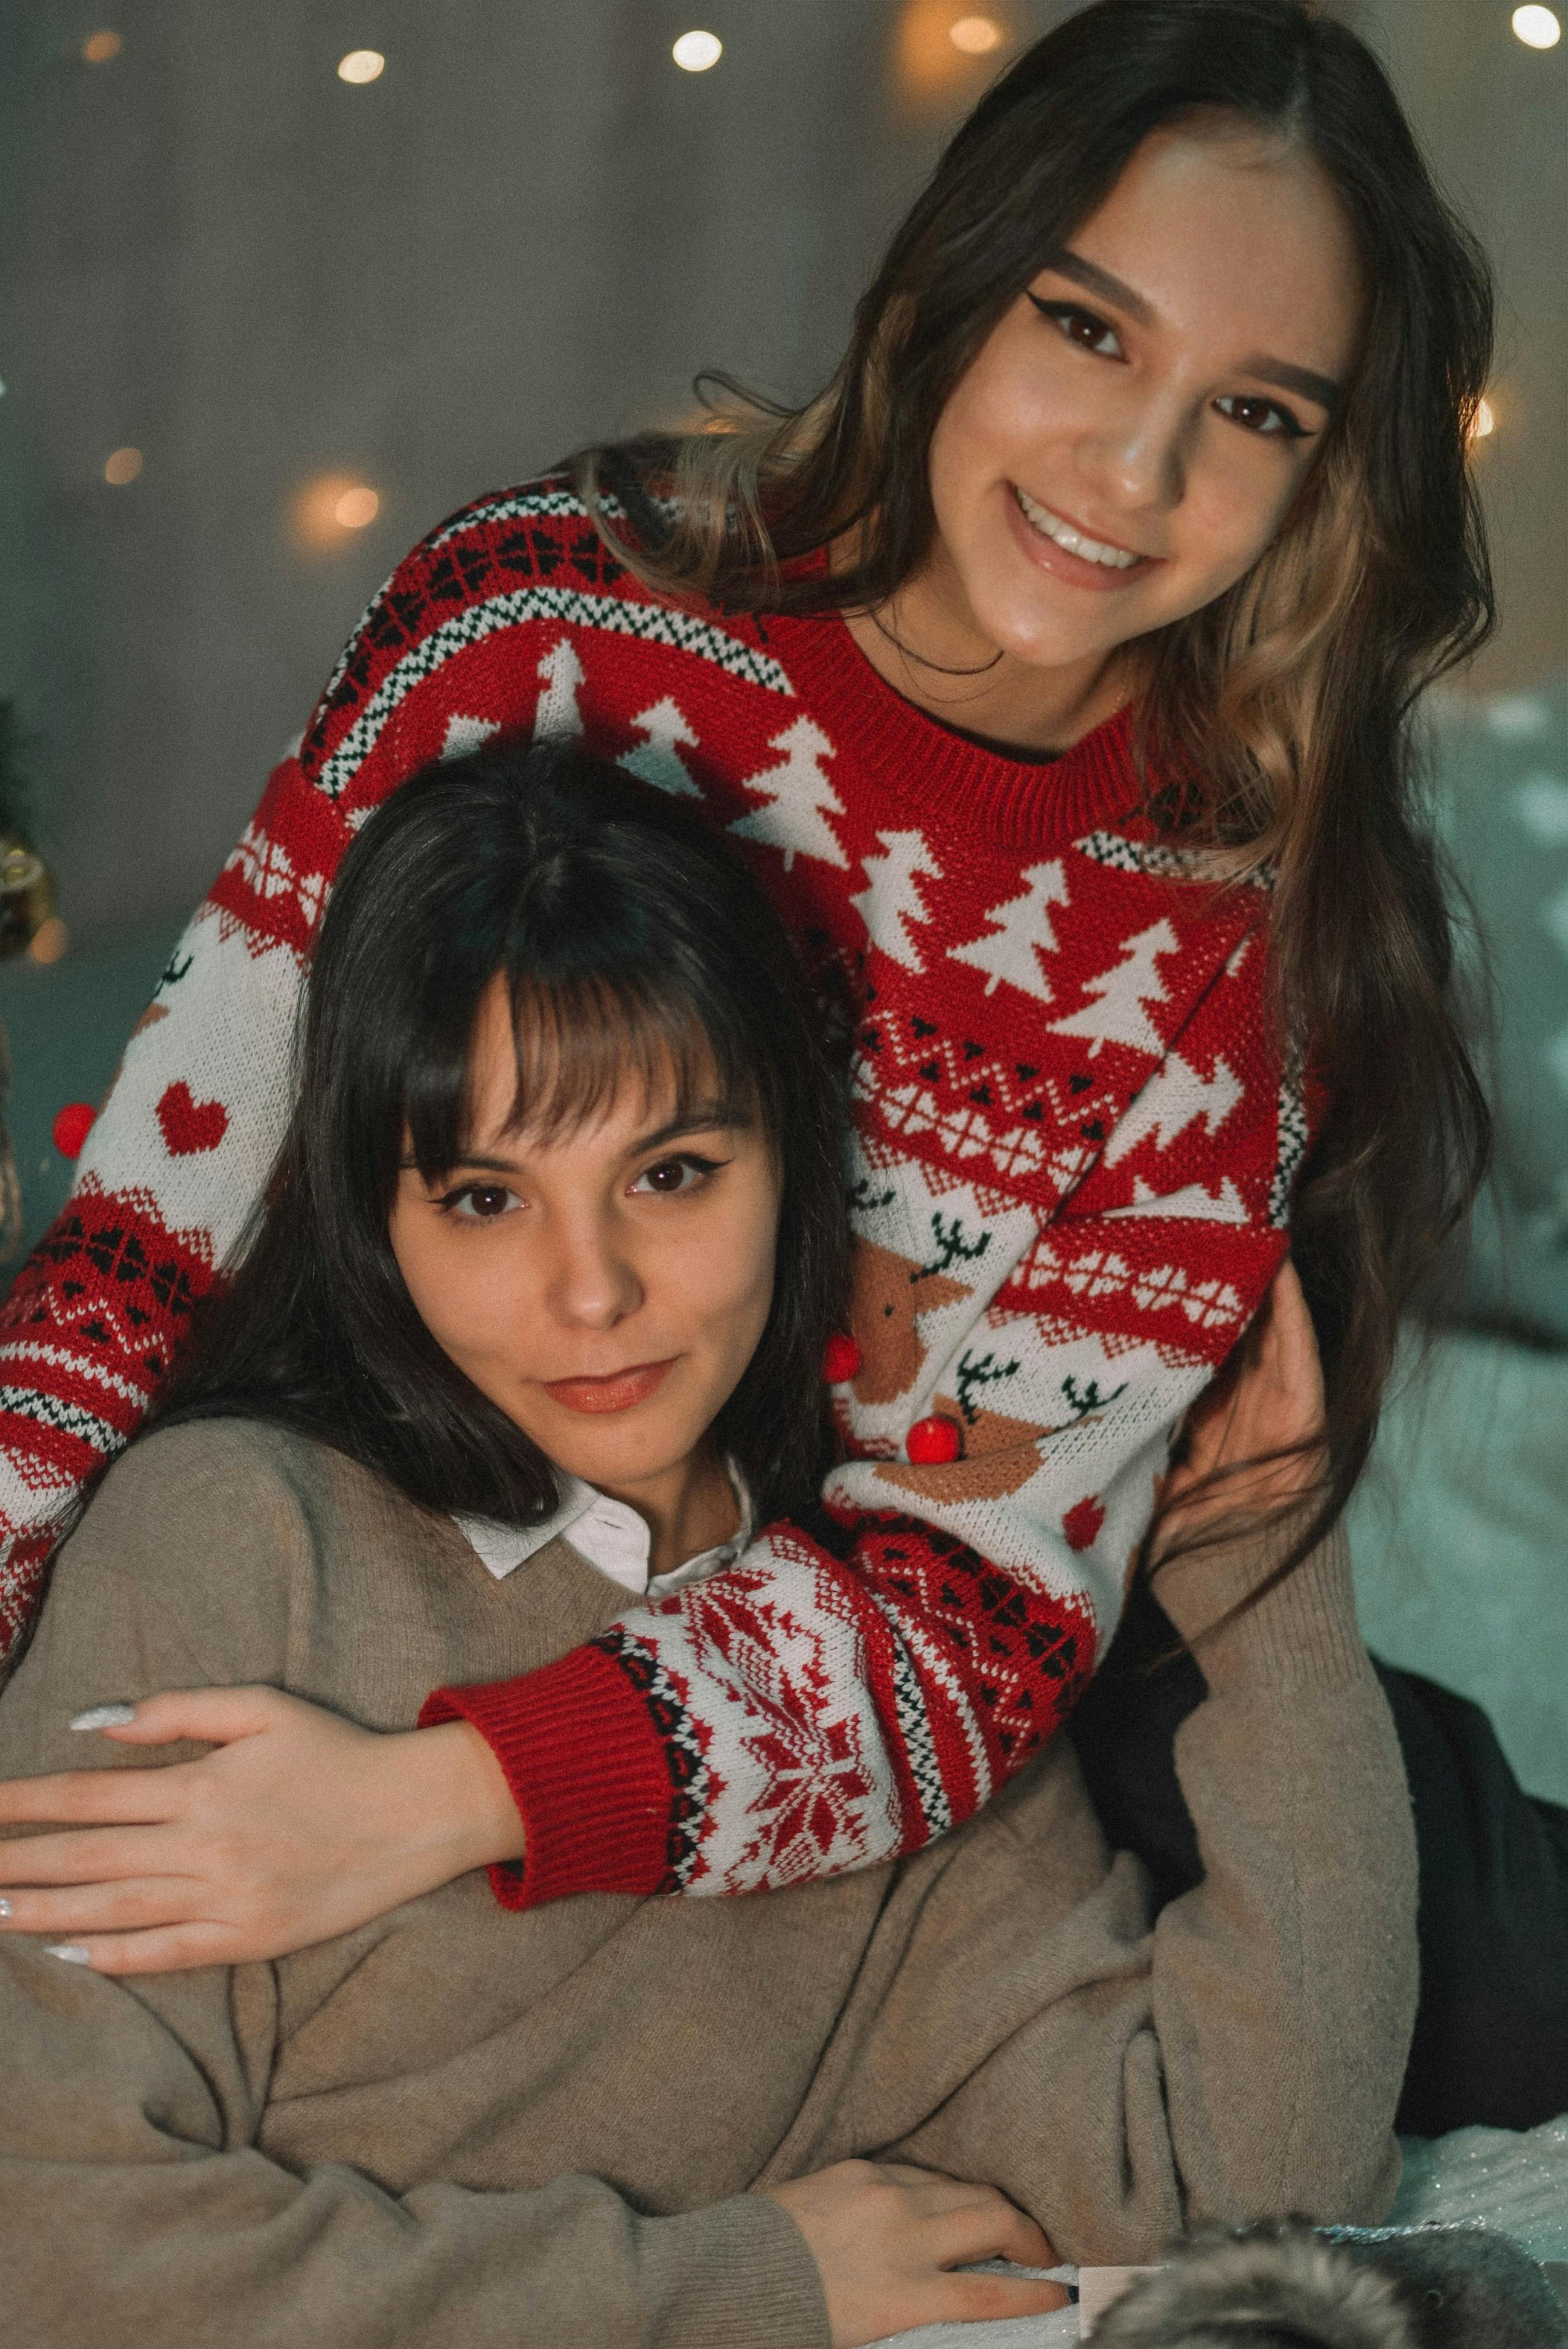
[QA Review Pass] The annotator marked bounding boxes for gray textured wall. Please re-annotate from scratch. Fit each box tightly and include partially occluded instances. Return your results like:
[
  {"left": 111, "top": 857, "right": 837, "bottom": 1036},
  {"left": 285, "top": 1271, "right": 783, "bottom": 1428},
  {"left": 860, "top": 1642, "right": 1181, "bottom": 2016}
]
[
  {"left": 1364, "top": 0, "right": 1568, "bottom": 693},
  {"left": 0, "top": 0, "right": 969, "bottom": 943},
  {"left": 1, "top": 0, "right": 1563, "bottom": 950}
]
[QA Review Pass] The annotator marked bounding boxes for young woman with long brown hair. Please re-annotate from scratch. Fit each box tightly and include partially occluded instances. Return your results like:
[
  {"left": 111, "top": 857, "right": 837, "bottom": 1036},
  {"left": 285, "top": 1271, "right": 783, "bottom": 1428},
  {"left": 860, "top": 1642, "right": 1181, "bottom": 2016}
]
[{"left": 2, "top": 0, "right": 1561, "bottom": 2133}]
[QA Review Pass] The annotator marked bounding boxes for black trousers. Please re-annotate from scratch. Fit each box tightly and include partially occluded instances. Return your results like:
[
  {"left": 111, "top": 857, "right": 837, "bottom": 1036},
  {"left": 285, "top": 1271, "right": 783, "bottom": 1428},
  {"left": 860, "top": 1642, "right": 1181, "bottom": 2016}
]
[{"left": 1068, "top": 1575, "right": 1568, "bottom": 2139}]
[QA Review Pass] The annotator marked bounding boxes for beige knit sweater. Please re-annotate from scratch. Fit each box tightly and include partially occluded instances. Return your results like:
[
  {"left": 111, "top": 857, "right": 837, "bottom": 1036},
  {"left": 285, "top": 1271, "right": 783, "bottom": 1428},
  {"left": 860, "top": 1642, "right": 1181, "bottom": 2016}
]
[{"left": 0, "top": 1420, "right": 1417, "bottom": 2349}]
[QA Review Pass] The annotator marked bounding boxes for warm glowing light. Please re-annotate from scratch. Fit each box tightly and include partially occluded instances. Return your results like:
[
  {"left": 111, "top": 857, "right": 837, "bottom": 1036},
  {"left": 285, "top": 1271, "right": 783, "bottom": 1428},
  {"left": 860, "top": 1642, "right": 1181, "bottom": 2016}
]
[
  {"left": 1471, "top": 397, "right": 1496, "bottom": 440},
  {"left": 896, "top": 0, "right": 1007, "bottom": 96},
  {"left": 104, "top": 446, "right": 143, "bottom": 485},
  {"left": 292, "top": 473, "right": 385, "bottom": 550},
  {"left": 1512, "top": 5, "right": 1562, "bottom": 45},
  {"left": 29, "top": 916, "right": 69, "bottom": 967},
  {"left": 337, "top": 48, "right": 386, "bottom": 84},
  {"left": 82, "top": 29, "right": 122, "bottom": 63},
  {"left": 672, "top": 30, "right": 723, "bottom": 70},
  {"left": 949, "top": 15, "right": 1002, "bottom": 52},
  {"left": 333, "top": 484, "right": 380, "bottom": 529}
]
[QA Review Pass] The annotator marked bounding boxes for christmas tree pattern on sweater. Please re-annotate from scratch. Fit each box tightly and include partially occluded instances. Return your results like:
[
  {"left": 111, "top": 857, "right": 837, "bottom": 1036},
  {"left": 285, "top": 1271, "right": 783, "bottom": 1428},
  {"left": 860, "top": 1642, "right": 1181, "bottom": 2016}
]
[{"left": 0, "top": 481, "right": 1304, "bottom": 1904}]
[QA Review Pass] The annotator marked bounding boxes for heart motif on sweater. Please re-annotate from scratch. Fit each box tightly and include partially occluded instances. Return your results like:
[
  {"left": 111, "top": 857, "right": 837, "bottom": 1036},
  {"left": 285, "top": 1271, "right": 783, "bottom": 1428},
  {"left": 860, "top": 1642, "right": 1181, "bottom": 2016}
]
[{"left": 156, "top": 1081, "right": 229, "bottom": 1156}]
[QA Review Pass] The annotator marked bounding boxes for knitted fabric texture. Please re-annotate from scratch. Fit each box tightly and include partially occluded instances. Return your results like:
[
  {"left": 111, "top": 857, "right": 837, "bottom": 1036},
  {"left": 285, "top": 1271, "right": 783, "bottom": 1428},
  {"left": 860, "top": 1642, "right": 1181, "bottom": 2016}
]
[{"left": 0, "top": 480, "right": 1299, "bottom": 1902}]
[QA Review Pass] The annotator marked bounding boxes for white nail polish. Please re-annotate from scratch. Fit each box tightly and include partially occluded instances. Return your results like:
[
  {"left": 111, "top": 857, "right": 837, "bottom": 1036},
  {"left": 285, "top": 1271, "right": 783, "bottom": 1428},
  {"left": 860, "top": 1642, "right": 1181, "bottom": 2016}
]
[
  {"left": 0, "top": 1896, "right": 12, "bottom": 1918},
  {"left": 70, "top": 1703, "right": 136, "bottom": 1732},
  {"left": 44, "top": 1944, "right": 93, "bottom": 1965}
]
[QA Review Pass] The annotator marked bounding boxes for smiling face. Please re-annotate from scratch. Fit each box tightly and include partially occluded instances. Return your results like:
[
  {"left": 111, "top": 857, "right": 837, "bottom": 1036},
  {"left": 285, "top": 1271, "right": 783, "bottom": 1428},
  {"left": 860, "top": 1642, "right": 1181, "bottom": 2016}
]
[
  {"left": 914, "top": 115, "right": 1364, "bottom": 713},
  {"left": 387, "top": 976, "right": 782, "bottom": 1541}
]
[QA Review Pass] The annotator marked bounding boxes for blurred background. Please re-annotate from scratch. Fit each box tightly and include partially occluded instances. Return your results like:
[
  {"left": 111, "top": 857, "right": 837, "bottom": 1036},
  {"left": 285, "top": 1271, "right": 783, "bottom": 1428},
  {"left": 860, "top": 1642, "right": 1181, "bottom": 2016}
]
[{"left": 0, "top": 1, "right": 1563, "bottom": 1794}]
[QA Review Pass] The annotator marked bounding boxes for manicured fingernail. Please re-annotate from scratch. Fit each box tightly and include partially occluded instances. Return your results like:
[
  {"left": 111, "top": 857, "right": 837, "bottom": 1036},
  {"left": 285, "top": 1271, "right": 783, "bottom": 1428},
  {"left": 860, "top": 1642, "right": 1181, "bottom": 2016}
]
[
  {"left": 44, "top": 1944, "right": 92, "bottom": 1964},
  {"left": 70, "top": 1703, "right": 136, "bottom": 1731}
]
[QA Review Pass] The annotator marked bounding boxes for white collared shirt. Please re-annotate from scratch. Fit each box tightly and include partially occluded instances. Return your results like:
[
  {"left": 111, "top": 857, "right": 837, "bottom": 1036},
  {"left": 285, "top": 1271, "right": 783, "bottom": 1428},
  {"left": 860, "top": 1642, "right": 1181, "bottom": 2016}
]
[{"left": 454, "top": 1461, "right": 754, "bottom": 1600}]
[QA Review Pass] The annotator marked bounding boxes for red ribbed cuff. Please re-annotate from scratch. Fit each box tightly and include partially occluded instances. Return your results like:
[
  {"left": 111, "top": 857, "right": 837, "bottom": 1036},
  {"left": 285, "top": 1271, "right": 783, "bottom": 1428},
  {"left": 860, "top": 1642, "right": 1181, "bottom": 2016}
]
[{"left": 419, "top": 1641, "right": 676, "bottom": 1911}]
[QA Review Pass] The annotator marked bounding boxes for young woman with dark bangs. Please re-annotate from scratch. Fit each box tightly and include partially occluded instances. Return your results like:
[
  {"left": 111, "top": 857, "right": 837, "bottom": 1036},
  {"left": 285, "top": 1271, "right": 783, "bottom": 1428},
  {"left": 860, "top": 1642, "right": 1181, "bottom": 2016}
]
[
  {"left": 0, "top": 743, "right": 1415, "bottom": 2345},
  {"left": 1, "top": 0, "right": 1563, "bottom": 2134}
]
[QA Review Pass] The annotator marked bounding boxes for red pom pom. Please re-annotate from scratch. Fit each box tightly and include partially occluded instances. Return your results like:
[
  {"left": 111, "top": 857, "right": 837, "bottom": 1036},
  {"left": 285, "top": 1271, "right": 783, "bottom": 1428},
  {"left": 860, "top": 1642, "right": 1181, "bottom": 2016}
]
[
  {"left": 822, "top": 1331, "right": 862, "bottom": 1384},
  {"left": 1062, "top": 1496, "right": 1106, "bottom": 1553},
  {"left": 52, "top": 1102, "right": 96, "bottom": 1159},
  {"left": 906, "top": 1413, "right": 962, "bottom": 1466}
]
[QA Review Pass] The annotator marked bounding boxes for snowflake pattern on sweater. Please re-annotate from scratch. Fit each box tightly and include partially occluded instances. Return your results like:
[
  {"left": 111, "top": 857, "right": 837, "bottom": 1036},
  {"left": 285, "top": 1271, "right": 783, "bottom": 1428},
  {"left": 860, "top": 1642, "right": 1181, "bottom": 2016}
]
[{"left": 0, "top": 481, "right": 1300, "bottom": 1904}]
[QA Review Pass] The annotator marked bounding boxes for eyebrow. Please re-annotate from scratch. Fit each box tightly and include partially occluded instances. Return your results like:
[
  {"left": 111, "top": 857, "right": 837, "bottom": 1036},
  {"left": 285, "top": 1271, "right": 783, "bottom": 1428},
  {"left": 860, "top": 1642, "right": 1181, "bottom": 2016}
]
[
  {"left": 1042, "top": 247, "right": 1157, "bottom": 327},
  {"left": 1237, "top": 352, "right": 1343, "bottom": 411},
  {"left": 1037, "top": 246, "right": 1343, "bottom": 412},
  {"left": 423, "top": 1100, "right": 751, "bottom": 1177},
  {"left": 633, "top": 1102, "right": 753, "bottom": 1151}
]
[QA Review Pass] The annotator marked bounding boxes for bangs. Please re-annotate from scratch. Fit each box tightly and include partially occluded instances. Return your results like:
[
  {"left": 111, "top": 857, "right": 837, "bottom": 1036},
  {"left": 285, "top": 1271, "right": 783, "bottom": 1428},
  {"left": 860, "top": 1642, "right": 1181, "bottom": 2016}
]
[{"left": 404, "top": 971, "right": 762, "bottom": 1181}]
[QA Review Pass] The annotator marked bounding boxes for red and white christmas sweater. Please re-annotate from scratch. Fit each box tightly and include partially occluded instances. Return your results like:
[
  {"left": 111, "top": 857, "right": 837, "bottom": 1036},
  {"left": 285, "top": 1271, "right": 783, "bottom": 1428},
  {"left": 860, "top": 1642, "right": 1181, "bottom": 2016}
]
[{"left": 0, "top": 480, "right": 1303, "bottom": 1905}]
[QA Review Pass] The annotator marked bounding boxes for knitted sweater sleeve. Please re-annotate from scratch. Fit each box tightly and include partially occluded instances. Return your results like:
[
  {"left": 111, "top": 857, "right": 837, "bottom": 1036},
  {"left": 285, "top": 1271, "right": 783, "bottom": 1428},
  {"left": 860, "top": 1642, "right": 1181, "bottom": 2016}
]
[
  {"left": 0, "top": 733, "right": 347, "bottom": 1660},
  {"left": 0, "top": 484, "right": 1298, "bottom": 1917}
]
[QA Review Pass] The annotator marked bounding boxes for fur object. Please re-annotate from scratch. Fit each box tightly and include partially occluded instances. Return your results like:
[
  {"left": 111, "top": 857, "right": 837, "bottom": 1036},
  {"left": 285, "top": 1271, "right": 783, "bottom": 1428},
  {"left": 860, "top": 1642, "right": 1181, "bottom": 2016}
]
[{"left": 1092, "top": 2218, "right": 1567, "bottom": 2348}]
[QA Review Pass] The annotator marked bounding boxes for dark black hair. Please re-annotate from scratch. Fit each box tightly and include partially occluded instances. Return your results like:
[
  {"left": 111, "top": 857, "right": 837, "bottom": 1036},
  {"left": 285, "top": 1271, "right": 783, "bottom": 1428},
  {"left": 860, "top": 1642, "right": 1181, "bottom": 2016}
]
[{"left": 158, "top": 738, "right": 851, "bottom": 1528}]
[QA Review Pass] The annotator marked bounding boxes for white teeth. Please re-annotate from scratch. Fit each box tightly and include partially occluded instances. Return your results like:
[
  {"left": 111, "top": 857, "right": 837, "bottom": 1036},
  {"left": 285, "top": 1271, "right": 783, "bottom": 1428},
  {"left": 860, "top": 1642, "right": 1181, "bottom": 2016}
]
[{"left": 1015, "top": 486, "right": 1140, "bottom": 569}]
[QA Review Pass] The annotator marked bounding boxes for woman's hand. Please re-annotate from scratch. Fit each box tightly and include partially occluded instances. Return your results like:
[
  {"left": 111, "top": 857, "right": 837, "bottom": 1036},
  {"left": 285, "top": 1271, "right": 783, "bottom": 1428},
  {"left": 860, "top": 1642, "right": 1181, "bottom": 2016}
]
[
  {"left": 1159, "top": 1253, "right": 1327, "bottom": 1534},
  {"left": 0, "top": 1687, "right": 524, "bottom": 1973},
  {"left": 764, "top": 2160, "right": 1068, "bottom": 2348}
]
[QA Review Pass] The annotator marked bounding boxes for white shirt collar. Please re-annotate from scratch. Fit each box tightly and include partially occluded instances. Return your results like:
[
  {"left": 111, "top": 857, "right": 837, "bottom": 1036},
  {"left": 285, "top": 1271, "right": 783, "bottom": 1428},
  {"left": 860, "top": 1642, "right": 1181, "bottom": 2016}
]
[{"left": 454, "top": 1459, "right": 754, "bottom": 1600}]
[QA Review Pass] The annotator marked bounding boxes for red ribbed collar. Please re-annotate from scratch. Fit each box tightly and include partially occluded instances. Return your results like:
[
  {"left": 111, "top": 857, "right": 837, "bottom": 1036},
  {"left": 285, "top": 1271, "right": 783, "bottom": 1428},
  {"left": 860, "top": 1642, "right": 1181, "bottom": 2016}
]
[{"left": 768, "top": 606, "right": 1147, "bottom": 852}]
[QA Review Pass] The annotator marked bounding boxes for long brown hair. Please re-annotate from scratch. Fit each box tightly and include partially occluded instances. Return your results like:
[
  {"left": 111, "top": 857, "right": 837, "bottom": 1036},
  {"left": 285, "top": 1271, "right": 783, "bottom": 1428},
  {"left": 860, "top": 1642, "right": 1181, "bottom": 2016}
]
[{"left": 574, "top": 0, "right": 1493, "bottom": 1578}]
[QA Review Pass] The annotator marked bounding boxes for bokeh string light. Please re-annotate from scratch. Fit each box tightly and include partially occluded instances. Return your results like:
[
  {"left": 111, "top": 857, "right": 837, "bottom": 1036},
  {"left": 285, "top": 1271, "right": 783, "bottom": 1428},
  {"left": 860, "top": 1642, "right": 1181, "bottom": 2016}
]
[
  {"left": 1471, "top": 396, "right": 1498, "bottom": 442},
  {"left": 896, "top": 2, "right": 1011, "bottom": 97},
  {"left": 949, "top": 15, "right": 1004, "bottom": 52},
  {"left": 292, "top": 473, "right": 384, "bottom": 552},
  {"left": 333, "top": 485, "right": 380, "bottom": 529},
  {"left": 337, "top": 48, "right": 386, "bottom": 84},
  {"left": 103, "top": 446, "right": 143, "bottom": 485},
  {"left": 672, "top": 30, "right": 723, "bottom": 72},
  {"left": 1512, "top": 5, "right": 1562, "bottom": 47},
  {"left": 81, "top": 30, "right": 122, "bottom": 65}
]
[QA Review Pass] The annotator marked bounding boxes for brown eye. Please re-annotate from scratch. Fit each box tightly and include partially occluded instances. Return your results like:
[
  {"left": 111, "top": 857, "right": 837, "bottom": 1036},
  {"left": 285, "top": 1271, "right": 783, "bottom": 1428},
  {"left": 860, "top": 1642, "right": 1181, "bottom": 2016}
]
[
  {"left": 1027, "top": 295, "right": 1122, "bottom": 360},
  {"left": 641, "top": 1159, "right": 691, "bottom": 1193},
  {"left": 630, "top": 1152, "right": 725, "bottom": 1197},
  {"left": 1214, "top": 393, "right": 1306, "bottom": 440},
  {"left": 447, "top": 1183, "right": 518, "bottom": 1221}
]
